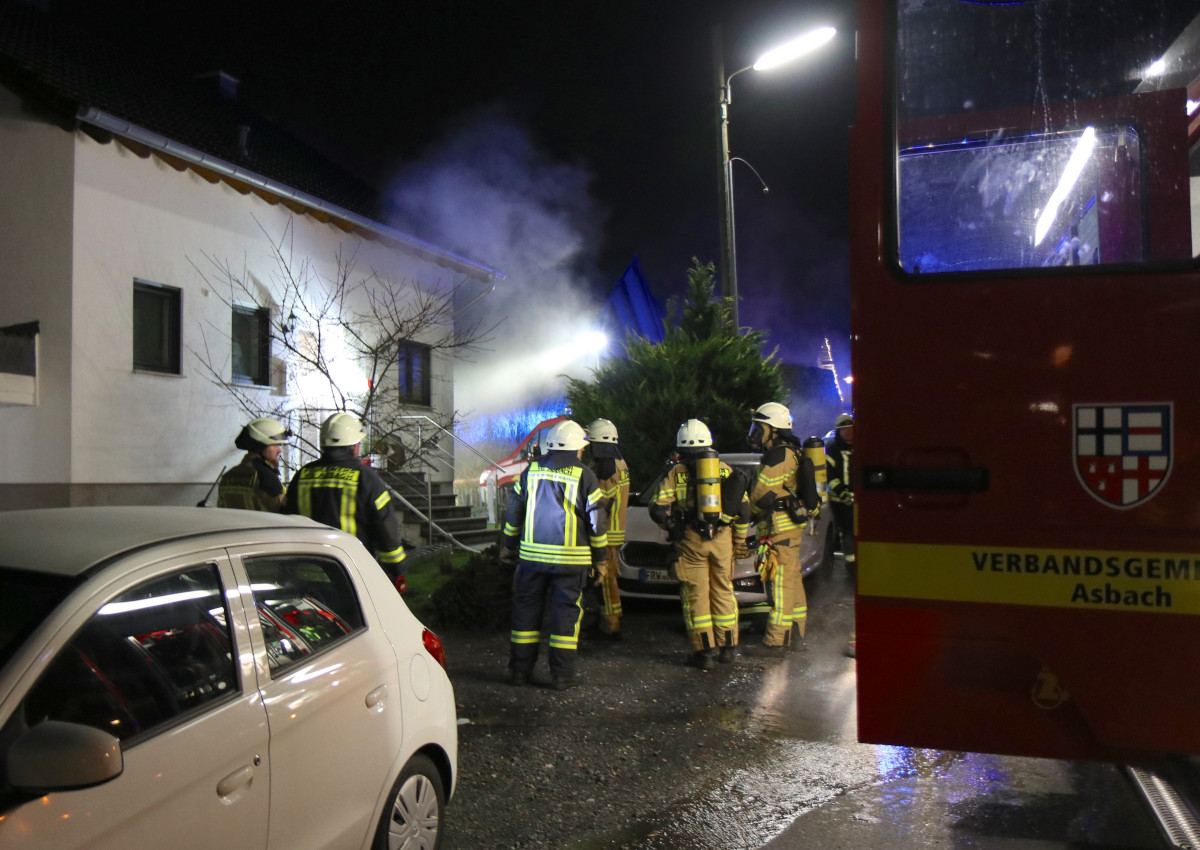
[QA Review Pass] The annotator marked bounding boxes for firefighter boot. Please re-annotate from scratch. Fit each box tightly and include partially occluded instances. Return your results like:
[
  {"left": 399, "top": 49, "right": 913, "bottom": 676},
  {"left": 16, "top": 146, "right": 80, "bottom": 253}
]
[
  {"left": 740, "top": 643, "right": 787, "bottom": 660},
  {"left": 789, "top": 622, "right": 806, "bottom": 652},
  {"left": 717, "top": 630, "right": 738, "bottom": 663},
  {"left": 688, "top": 649, "right": 716, "bottom": 670}
]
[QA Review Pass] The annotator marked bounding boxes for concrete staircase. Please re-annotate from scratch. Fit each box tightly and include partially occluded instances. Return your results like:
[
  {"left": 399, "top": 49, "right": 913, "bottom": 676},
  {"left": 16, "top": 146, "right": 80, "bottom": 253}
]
[{"left": 382, "top": 470, "right": 499, "bottom": 551}]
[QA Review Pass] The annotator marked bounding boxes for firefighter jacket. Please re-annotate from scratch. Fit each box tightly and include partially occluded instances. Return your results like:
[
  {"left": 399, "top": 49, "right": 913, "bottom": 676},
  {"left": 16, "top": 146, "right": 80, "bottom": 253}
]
[
  {"left": 284, "top": 447, "right": 406, "bottom": 569},
  {"left": 649, "top": 458, "right": 751, "bottom": 542},
  {"left": 591, "top": 454, "right": 631, "bottom": 546},
  {"left": 217, "top": 452, "right": 286, "bottom": 512},
  {"left": 502, "top": 450, "right": 608, "bottom": 570},
  {"left": 825, "top": 434, "right": 854, "bottom": 506},
  {"left": 749, "top": 441, "right": 820, "bottom": 536}
]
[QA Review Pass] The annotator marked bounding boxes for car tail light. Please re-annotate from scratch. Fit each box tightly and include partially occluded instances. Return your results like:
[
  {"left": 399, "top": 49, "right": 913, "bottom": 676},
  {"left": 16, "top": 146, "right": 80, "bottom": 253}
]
[
  {"left": 394, "top": 575, "right": 407, "bottom": 595},
  {"left": 423, "top": 628, "right": 447, "bottom": 669}
]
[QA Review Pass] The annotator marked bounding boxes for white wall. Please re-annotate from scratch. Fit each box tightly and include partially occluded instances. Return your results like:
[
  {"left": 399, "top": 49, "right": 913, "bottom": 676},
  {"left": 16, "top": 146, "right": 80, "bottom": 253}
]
[
  {"left": 0, "top": 86, "right": 76, "bottom": 487},
  {"left": 59, "top": 132, "right": 462, "bottom": 500}
]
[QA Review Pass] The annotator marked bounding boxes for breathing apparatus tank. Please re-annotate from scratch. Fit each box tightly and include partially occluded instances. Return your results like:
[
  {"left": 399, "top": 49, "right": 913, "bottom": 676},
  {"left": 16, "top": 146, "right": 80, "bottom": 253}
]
[
  {"left": 694, "top": 447, "right": 723, "bottom": 526},
  {"left": 804, "top": 436, "right": 829, "bottom": 503}
]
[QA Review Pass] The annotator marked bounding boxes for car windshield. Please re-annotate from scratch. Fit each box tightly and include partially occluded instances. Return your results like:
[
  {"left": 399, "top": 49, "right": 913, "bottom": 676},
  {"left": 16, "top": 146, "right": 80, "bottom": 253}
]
[{"left": 0, "top": 567, "right": 78, "bottom": 668}]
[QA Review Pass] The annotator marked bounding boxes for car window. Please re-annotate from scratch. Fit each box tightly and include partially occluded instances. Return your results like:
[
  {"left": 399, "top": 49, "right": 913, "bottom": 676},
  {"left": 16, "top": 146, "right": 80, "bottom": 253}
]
[
  {"left": 0, "top": 567, "right": 78, "bottom": 668},
  {"left": 22, "top": 563, "right": 236, "bottom": 743},
  {"left": 244, "top": 555, "right": 366, "bottom": 676}
]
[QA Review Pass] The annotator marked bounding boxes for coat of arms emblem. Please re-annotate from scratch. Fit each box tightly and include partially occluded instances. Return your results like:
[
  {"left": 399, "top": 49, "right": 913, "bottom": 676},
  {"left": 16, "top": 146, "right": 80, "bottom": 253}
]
[{"left": 1074, "top": 403, "right": 1172, "bottom": 508}]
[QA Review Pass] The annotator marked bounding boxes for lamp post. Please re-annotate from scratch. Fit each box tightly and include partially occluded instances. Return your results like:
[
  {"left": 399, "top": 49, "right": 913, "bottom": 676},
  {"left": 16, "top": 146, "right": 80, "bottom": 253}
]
[{"left": 714, "top": 24, "right": 837, "bottom": 330}]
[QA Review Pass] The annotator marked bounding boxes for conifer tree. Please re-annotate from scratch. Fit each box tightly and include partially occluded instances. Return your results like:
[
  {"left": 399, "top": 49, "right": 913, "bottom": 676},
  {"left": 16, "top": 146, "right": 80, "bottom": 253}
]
[{"left": 567, "top": 259, "right": 785, "bottom": 490}]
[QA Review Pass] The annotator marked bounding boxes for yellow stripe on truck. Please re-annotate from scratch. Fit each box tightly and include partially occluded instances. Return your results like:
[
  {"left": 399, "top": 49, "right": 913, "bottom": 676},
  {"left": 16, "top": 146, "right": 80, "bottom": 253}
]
[{"left": 858, "top": 541, "right": 1200, "bottom": 614}]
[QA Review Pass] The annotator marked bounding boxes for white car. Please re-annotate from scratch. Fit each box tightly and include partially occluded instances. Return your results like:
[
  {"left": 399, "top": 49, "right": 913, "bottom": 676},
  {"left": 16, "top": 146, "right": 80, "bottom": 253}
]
[
  {"left": 617, "top": 453, "right": 835, "bottom": 617},
  {"left": 0, "top": 507, "right": 456, "bottom": 850}
]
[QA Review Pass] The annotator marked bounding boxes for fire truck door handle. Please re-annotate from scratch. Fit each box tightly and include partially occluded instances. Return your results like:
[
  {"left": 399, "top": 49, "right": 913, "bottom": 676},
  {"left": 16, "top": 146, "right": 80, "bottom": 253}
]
[{"left": 862, "top": 465, "right": 988, "bottom": 492}]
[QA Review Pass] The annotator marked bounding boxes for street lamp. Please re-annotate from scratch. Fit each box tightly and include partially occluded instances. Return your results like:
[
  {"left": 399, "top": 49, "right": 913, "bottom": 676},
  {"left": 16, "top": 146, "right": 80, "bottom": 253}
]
[{"left": 714, "top": 24, "right": 836, "bottom": 329}]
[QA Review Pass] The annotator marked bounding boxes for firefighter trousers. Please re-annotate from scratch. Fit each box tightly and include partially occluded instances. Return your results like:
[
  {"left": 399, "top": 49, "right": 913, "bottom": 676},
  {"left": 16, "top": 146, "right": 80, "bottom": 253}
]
[
  {"left": 831, "top": 501, "right": 856, "bottom": 564},
  {"left": 764, "top": 531, "right": 806, "bottom": 646},
  {"left": 674, "top": 528, "right": 738, "bottom": 652},
  {"left": 597, "top": 545, "right": 623, "bottom": 634},
  {"left": 510, "top": 563, "right": 587, "bottom": 679}
]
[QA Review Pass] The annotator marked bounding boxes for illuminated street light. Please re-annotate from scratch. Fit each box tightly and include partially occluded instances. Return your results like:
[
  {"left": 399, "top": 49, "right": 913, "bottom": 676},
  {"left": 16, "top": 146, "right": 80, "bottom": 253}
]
[{"left": 714, "top": 24, "right": 836, "bottom": 329}]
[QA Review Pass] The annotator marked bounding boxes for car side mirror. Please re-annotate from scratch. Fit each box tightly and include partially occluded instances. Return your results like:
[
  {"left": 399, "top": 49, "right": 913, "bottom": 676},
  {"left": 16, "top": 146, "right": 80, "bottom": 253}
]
[{"left": 7, "top": 721, "right": 123, "bottom": 792}]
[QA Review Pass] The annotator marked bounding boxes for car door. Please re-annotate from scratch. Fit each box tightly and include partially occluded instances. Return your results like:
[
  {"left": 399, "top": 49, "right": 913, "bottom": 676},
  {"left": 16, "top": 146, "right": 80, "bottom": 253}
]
[
  {"left": 0, "top": 551, "right": 270, "bottom": 849},
  {"left": 230, "top": 545, "right": 405, "bottom": 850}
]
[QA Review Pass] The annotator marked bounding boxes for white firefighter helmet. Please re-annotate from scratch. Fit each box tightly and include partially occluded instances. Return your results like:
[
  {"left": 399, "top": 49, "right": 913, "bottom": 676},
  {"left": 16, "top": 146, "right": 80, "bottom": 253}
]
[
  {"left": 544, "top": 419, "right": 589, "bottom": 451},
  {"left": 320, "top": 412, "right": 366, "bottom": 448},
  {"left": 246, "top": 417, "right": 290, "bottom": 446},
  {"left": 752, "top": 402, "right": 793, "bottom": 430},
  {"left": 676, "top": 418, "right": 713, "bottom": 448},
  {"left": 586, "top": 418, "right": 619, "bottom": 444},
  {"left": 835, "top": 413, "right": 855, "bottom": 429}
]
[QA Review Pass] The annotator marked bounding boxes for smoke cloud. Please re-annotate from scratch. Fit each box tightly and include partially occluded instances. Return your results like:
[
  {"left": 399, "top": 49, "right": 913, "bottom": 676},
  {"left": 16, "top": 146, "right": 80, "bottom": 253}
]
[{"left": 384, "top": 105, "right": 607, "bottom": 421}]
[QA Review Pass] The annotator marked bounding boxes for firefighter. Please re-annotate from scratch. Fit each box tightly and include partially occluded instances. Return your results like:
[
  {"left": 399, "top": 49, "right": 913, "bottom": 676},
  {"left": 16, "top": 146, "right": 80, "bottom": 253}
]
[
  {"left": 500, "top": 419, "right": 608, "bottom": 690},
  {"left": 284, "top": 412, "right": 406, "bottom": 579},
  {"left": 650, "top": 419, "right": 750, "bottom": 670},
  {"left": 585, "top": 418, "right": 630, "bottom": 639},
  {"left": 744, "top": 402, "right": 820, "bottom": 658},
  {"left": 217, "top": 417, "right": 291, "bottom": 512},
  {"left": 826, "top": 413, "right": 855, "bottom": 563},
  {"left": 826, "top": 412, "right": 856, "bottom": 656}
]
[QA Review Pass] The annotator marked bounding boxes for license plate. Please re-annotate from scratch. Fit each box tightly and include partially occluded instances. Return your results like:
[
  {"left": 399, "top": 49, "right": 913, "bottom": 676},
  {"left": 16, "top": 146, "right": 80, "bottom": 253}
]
[{"left": 639, "top": 568, "right": 671, "bottom": 583}]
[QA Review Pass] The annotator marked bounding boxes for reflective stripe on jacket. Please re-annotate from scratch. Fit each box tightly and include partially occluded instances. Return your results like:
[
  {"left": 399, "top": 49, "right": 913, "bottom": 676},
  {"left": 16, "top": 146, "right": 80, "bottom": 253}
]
[
  {"left": 594, "top": 457, "right": 631, "bottom": 545},
  {"left": 824, "top": 435, "right": 854, "bottom": 506},
  {"left": 650, "top": 460, "right": 750, "bottom": 541},
  {"left": 503, "top": 451, "right": 607, "bottom": 568},
  {"left": 749, "top": 443, "right": 819, "bottom": 536},
  {"left": 285, "top": 447, "right": 406, "bottom": 567}
]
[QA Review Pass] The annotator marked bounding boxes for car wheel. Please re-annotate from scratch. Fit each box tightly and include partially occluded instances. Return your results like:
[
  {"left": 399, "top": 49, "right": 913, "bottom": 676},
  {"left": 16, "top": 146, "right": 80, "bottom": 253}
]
[{"left": 375, "top": 753, "right": 446, "bottom": 850}]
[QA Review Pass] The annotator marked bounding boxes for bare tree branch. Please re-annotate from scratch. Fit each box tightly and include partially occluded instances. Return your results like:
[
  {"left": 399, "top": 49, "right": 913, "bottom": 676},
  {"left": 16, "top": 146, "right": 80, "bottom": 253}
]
[{"left": 188, "top": 215, "right": 500, "bottom": 474}]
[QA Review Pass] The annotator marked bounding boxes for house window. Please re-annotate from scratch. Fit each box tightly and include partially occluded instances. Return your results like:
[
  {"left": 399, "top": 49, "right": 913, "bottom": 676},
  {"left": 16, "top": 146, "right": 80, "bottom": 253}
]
[
  {"left": 133, "top": 280, "right": 181, "bottom": 374},
  {"left": 231, "top": 304, "right": 270, "bottom": 386},
  {"left": 0, "top": 321, "right": 39, "bottom": 406},
  {"left": 398, "top": 341, "right": 431, "bottom": 406}
]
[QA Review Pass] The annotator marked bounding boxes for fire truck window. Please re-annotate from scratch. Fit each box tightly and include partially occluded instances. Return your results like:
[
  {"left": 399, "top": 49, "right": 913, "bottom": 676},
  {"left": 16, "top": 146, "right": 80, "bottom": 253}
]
[
  {"left": 899, "top": 129, "right": 1142, "bottom": 272},
  {"left": 894, "top": 0, "right": 1200, "bottom": 275}
]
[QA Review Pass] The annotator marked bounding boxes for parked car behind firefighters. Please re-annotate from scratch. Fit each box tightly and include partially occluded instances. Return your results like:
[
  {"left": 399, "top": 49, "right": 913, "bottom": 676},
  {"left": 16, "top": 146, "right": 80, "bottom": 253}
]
[
  {"left": 0, "top": 507, "right": 456, "bottom": 850},
  {"left": 616, "top": 453, "right": 835, "bottom": 624}
]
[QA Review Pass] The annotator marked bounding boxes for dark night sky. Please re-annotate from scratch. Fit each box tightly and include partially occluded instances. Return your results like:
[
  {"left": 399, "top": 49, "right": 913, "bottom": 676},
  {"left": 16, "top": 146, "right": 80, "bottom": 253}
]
[{"left": 54, "top": 0, "right": 857, "bottom": 402}]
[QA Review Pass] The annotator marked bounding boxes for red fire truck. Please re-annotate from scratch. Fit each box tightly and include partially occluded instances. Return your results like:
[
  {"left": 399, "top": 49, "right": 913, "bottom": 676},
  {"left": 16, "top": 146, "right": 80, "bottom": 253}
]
[{"left": 853, "top": 0, "right": 1200, "bottom": 764}]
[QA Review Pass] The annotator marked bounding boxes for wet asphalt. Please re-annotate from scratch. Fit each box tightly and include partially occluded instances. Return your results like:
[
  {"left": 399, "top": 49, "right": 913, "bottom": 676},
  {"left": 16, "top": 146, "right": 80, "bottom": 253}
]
[{"left": 436, "top": 558, "right": 1167, "bottom": 849}]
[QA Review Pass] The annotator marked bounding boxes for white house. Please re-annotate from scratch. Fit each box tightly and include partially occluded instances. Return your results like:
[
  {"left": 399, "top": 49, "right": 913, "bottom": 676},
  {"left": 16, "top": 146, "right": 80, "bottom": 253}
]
[{"left": 0, "top": 4, "right": 500, "bottom": 512}]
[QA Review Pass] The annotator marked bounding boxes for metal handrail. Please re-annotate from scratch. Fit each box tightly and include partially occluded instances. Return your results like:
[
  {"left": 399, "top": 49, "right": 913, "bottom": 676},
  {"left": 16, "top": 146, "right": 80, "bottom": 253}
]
[
  {"left": 389, "top": 415, "right": 501, "bottom": 547},
  {"left": 388, "top": 487, "right": 482, "bottom": 554},
  {"left": 393, "top": 415, "right": 505, "bottom": 474}
]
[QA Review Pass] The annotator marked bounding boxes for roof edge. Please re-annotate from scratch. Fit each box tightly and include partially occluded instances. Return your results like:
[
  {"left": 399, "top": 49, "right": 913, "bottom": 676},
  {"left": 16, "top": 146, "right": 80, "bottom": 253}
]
[{"left": 77, "top": 106, "right": 505, "bottom": 283}]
